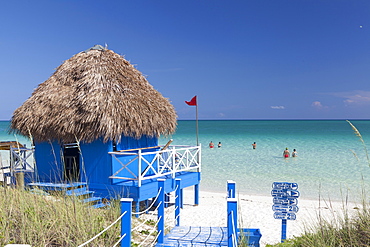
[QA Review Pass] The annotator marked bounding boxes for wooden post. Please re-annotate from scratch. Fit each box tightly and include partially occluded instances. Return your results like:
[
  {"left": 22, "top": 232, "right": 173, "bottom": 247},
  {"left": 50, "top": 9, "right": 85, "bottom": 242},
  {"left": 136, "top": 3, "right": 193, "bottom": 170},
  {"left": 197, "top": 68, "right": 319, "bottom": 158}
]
[
  {"left": 3, "top": 173, "right": 8, "bottom": 188},
  {"left": 138, "top": 149, "right": 142, "bottom": 187},
  {"left": 120, "top": 198, "right": 133, "bottom": 247},
  {"left": 175, "top": 179, "right": 181, "bottom": 226},
  {"left": 227, "top": 198, "right": 238, "bottom": 247},
  {"left": 15, "top": 172, "right": 24, "bottom": 190},
  {"left": 165, "top": 193, "right": 170, "bottom": 208},
  {"left": 227, "top": 180, "right": 236, "bottom": 198},
  {"left": 180, "top": 188, "right": 184, "bottom": 209},
  {"left": 157, "top": 179, "right": 165, "bottom": 244}
]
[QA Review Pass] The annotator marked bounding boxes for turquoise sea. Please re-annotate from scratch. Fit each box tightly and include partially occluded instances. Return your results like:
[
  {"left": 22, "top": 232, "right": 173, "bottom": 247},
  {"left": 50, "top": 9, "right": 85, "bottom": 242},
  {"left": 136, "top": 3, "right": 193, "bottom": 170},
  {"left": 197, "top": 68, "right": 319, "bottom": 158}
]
[{"left": 1, "top": 120, "right": 370, "bottom": 202}]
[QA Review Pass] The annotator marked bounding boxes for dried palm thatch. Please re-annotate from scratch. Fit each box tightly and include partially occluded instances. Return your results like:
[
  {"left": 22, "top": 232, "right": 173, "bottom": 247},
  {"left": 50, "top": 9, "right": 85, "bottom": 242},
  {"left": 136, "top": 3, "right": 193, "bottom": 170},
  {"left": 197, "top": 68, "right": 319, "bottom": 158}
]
[{"left": 11, "top": 45, "right": 177, "bottom": 143}]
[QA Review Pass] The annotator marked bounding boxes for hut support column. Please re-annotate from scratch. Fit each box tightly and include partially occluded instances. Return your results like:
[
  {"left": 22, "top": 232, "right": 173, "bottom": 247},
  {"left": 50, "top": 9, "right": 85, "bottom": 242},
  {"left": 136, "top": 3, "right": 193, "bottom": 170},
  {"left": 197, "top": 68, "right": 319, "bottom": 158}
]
[
  {"left": 135, "top": 201, "right": 139, "bottom": 218},
  {"left": 194, "top": 184, "right": 199, "bottom": 206}
]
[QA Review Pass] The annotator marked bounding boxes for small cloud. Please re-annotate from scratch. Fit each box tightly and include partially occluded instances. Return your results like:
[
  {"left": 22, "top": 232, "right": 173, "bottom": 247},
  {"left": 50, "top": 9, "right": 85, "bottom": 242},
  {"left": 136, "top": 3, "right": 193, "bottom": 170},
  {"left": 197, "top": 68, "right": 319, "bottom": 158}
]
[
  {"left": 271, "top": 106, "right": 285, "bottom": 110},
  {"left": 312, "top": 101, "right": 323, "bottom": 109},
  {"left": 328, "top": 90, "right": 370, "bottom": 105},
  {"left": 312, "top": 101, "right": 330, "bottom": 110},
  {"left": 218, "top": 113, "right": 225, "bottom": 117}
]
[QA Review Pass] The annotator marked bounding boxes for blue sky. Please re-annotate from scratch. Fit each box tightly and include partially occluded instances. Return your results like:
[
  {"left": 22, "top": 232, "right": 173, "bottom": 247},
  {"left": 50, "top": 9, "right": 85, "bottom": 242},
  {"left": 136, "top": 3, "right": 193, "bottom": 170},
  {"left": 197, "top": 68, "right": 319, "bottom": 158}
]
[{"left": 1, "top": 0, "right": 370, "bottom": 120}]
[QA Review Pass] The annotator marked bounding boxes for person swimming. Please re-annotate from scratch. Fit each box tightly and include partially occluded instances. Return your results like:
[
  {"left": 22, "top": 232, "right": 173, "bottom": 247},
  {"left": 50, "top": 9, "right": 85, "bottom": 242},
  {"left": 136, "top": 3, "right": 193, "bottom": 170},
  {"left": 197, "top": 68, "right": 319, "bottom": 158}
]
[{"left": 283, "top": 148, "right": 290, "bottom": 158}]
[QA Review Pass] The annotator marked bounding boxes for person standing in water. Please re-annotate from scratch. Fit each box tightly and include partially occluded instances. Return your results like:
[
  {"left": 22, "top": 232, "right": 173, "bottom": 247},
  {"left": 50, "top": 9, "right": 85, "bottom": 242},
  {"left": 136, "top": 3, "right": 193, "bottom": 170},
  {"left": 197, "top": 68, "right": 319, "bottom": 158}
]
[
  {"left": 252, "top": 142, "right": 256, "bottom": 149},
  {"left": 209, "top": 141, "right": 214, "bottom": 148},
  {"left": 283, "top": 148, "right": 290, "bottom": 158},
  {"left": 218, "top": 142, "right": 222, "bottom": 148},
  {"left": 292, "top": 149, "right": 298, "bottom": 157}
]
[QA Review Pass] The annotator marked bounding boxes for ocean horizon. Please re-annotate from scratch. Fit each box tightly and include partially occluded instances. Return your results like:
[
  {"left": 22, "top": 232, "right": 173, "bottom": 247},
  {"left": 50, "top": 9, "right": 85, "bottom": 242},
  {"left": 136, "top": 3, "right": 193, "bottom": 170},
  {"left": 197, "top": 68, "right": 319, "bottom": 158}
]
[{"left": 2, "top": 119, "right": 370, "bottom": 203}]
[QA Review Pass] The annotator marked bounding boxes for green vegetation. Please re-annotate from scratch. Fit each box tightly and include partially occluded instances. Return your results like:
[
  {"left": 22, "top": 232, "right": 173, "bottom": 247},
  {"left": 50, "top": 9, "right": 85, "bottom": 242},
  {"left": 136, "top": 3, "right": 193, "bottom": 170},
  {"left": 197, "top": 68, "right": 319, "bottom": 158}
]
[
  {"left": 266, "top": 200, "right": 370, "bottom": 247},
  {"left": 0, "top": 187, "right": 155, "bottom": 246}
]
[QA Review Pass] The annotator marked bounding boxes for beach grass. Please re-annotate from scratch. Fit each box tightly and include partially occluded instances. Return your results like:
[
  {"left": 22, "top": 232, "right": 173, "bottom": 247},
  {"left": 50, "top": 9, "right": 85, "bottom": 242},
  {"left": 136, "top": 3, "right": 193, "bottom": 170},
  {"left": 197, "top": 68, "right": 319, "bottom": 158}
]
[
  {"left": 0, "top": 186, "right": 121, "bottom": 246},
  {"left": 266, "top": 198, "right": 370, "bottom": 247},
  {"left": 0, "top": 186, "right": 158, "bottom": 246}
]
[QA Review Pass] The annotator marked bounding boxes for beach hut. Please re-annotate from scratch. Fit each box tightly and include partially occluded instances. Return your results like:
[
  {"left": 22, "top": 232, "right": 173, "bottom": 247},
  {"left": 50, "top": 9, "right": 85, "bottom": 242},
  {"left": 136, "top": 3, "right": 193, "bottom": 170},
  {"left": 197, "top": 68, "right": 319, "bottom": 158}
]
[{"left": 10, "top": 45, "right": 201, "bottom": 207}]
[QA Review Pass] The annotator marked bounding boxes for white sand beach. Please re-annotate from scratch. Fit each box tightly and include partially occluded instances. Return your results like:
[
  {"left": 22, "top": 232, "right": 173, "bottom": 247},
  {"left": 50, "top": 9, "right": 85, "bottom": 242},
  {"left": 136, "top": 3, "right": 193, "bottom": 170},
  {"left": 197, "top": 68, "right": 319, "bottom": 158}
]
[{"left": 171, "top": 188, "right": 360, "bottom": 246}]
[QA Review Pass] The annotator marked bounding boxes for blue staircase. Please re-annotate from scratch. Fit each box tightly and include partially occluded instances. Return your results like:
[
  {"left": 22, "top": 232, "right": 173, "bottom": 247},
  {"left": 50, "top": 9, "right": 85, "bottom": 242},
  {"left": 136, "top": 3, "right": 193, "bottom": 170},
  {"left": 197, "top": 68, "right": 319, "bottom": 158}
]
[{"left": 27, "top": 182, "right": 108, "bottom": 209}]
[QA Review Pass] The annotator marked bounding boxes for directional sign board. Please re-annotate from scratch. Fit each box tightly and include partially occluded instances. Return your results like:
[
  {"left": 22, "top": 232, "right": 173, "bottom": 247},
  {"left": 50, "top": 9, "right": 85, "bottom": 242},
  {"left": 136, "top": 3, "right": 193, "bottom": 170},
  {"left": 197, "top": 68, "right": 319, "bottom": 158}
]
[
  {"left": 274, "top": 212, "right": 296, "bottom": 220},
  {"left": 272, "top": 205, "right": 299, "bottom": 213},
  {"left": 272, "top": 182, "right": 299, "bottom": 221},
  {"left": 273, "top": 197, "right": 298, "bottom": 205},
  {"left": 271, "top": 189, "right": 300, "bottom": 198},
  {"left": 273, "top": 182, "right": 298, "bottom": 190}
]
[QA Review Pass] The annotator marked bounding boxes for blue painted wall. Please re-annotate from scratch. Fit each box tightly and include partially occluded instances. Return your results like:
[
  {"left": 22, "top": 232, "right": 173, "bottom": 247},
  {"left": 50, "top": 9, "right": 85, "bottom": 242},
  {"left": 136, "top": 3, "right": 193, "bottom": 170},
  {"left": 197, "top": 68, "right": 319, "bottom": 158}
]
[
  {"left": 33, "top": 135, "right": 159, "bottom": 186},
  {"left": 80, "top": 139, "right": 112, "bottom": 185},
  {"left": 34, "top": 141, "right": 63, "bottom": 183},
  {"left": 115, "top": 135, "right": 158, "bottom": 150}
]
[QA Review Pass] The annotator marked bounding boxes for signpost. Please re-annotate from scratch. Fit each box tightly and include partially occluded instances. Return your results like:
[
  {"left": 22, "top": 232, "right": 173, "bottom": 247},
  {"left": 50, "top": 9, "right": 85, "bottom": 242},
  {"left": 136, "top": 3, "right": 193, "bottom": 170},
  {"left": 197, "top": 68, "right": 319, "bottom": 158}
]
[{"left": 271, "top": 182, "right": 300, "bottom": 242}]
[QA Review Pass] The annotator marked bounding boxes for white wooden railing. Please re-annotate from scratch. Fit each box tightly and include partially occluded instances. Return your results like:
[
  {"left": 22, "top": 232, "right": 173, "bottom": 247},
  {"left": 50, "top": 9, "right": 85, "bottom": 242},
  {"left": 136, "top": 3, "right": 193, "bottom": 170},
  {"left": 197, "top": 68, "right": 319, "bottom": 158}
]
[
  {"left": 10, "top": 147, "right": 35, "bottom": 172},
  {"left": 109, "top": 145, "right": 201, "bottom": 186}
]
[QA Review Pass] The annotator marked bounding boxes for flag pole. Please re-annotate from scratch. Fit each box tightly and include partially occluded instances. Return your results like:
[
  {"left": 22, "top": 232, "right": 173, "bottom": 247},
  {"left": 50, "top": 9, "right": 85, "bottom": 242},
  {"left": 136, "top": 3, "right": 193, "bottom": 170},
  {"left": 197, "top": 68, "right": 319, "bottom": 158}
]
[
  {"left": 196, "top": 97, "right": 199, "bottom": 146},
  {"left": 185, "top": 95, "right": 199, "bottom": 146}
]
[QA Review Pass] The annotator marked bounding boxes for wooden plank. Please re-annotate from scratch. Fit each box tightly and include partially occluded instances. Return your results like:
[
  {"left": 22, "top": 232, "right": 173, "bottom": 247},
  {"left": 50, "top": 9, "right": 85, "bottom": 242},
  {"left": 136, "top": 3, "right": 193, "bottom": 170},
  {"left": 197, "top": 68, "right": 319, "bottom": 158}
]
[
  {"left": 0, "top": 141, "right": 24, "bottom": 150},
  {"left": 160, "top": 226, "right": 228, "bottom": 247}
]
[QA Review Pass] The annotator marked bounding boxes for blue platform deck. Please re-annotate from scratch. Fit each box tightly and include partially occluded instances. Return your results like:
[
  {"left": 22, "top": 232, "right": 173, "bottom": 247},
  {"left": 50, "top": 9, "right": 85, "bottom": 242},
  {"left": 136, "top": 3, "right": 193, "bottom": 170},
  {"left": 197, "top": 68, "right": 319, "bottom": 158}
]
[
  {"left": 88, "top": 171, "right": 201, "bottom": 201},
  {"left": 157, "top": 226, "right": 228, "bottom": 247},
  {"left": 156, "top": 226, "right": 261, "bottom": 247}
]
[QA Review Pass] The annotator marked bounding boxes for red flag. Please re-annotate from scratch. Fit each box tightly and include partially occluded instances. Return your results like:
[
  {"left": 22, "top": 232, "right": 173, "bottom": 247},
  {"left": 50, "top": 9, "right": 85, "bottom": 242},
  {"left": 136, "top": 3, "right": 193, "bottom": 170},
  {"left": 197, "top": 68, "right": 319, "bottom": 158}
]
[{"left": 185, "top": 96, "right": 197, "bottom": 106}]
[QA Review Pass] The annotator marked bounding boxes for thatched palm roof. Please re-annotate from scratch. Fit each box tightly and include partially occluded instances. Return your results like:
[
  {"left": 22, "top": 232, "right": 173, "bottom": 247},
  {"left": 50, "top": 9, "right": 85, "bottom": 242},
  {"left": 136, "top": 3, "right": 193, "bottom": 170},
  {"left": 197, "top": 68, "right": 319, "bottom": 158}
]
[{"left": 11, "top": 45, "right": 177, "bottom": 143}]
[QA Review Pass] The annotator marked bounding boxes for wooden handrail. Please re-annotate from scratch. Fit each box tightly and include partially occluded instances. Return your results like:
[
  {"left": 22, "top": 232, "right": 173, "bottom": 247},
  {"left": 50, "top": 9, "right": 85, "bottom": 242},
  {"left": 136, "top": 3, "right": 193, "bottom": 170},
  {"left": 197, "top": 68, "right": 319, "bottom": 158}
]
[{"left": 117, "top": 145, "right": 161, "bottom": 153}]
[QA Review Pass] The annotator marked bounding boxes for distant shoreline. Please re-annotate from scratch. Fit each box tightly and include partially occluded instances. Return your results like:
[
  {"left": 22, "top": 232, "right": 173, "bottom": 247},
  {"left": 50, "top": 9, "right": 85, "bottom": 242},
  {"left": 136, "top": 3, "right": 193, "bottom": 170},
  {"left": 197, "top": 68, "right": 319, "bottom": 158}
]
[{"left": 1, "top": 119, "right": 370, "bottom": 122}]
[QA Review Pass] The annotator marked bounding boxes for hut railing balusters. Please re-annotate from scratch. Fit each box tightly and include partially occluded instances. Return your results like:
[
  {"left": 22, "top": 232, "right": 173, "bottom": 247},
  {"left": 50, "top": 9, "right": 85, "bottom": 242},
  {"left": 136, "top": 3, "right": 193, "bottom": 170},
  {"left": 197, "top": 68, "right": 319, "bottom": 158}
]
[
  {"left": 110, "top": 154, "right": 138, "bottom": 179},
  {"left": 109, "top": 145, "right": 201, "bottom": 186}
]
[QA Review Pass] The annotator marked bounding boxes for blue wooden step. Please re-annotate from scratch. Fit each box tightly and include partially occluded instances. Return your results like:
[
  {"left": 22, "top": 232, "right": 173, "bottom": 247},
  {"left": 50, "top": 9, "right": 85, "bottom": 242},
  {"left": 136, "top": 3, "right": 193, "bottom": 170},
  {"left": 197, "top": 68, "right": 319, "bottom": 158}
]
[
  {"left": 81, "top": 196, "right": 102, "bottom": 204},
  {"left": 28, "top": 182, "right": 87, "bottom": 191},
  {"left": 65, "top": 187, "right": 94, "bottom": 197},
  {"left": 27, "top": 182, "right": 109, "bottom": 209},
  {"left": 90, "top": 202, "right": 109, "bottom": 209}
]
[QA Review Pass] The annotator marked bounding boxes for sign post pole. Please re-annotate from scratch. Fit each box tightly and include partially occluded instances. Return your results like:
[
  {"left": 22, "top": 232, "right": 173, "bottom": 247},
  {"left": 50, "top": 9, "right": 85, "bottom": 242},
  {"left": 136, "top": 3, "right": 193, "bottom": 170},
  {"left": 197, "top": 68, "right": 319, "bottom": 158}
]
[
  {"left": 271, "top": 182, "right": 300, "bottom": 243},
  {"left": 281, "top": 219, "right": 287, "bottom": 242}
]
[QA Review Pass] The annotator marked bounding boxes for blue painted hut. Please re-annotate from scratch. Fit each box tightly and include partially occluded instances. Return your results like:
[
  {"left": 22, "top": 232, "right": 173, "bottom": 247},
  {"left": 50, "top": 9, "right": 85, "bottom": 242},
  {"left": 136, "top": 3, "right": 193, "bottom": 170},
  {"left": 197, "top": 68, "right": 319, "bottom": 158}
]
[{"left": 10, "top": 45, "right": 201, "bottom": 207}]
